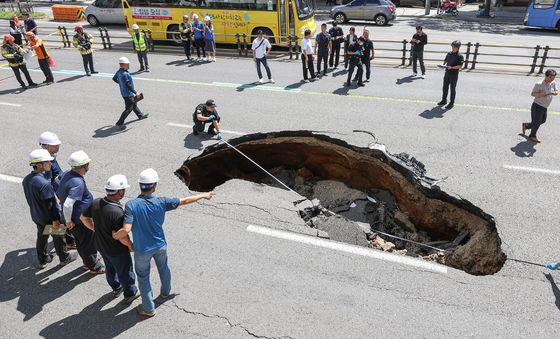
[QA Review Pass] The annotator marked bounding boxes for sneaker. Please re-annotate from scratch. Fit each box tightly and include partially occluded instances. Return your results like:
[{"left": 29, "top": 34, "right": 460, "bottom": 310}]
[
  {"left": 412, "top": 72, "right": 417, "bottom": 77},
  {"left": 421, "top": 74, "right": 426, "bottom": 79},
  {"left": 139, "top": 113, "right": 149, "bottom": 120},
  {"left": 60, "top": 252, "right": 78, "bottom": 266},
  {"left": 139, "top": 67, "right": 145, "bottom": 72},
  {"left": 521, "top": 123, "right": 527, "bottom": 135},
  {"left": 145, "top": 68, "right": 150, "bottom": 72},
  {"left": 303, "top": 79, "right": 310, "bottom": 83},
  {"left": 334, "top": 66, "right": 339, "bottom": 70},
  {"left": 89, "top": 266, "right": 106, "bottom": 275},
  {"left": 445, "top": 103, "right": 454, "bottom": 109},
  {"left": 29, "top": 82, "right": 38, "bottom": 87},
  {"left": 124, "top": 290, "right": 140, "bottom": 303},
  {"left": 21, "top": 84, "right": 27, "bottom": 89},
  {"left": 116, "top": 124, "right": 126, "bottom": 131},
  {"left": 437, "top": 100, "right": 447, "bottom": 106},
  {"left": 258, "top": 78, "right": 264, "bottom": 84},
  {"left": 269, "top": 78, "right": 275, "bottom": 84},
  {"left": 528, "top": 136, "right": 540, "bottom": 143},
  {"left": 212, "top": 57, "right": 216, "bottom": 62},
  {"left": 137, "top": 305, "right": 156, "bottom": 317},
  {"left": 310, "top": 77, "right": 317, "bottom": 81},
  {"left": 86, "top": 72, "right": 91, "bottom": 76},
  {"left": 192, "top": 125, "right": 199, "bottom": 135},
  {"left": 112, "top": 287, "right": 124, "bottom": 299},
  {"left": 39, "top": 255, "right": 54, "bottom": 269},
  {"left": 358, "top": 83, "right": 365, "bottom": 87}
]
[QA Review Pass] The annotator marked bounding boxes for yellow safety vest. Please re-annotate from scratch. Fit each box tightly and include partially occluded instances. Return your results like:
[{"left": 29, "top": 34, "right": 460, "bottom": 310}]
[{"left": 132, "top": 33, "right": 147, "bottom": 52}]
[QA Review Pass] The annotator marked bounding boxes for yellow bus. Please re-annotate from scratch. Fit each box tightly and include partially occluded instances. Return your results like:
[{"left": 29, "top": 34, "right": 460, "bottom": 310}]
[{"left": 121, "top": 0, "right": 317, "bottom": 44}]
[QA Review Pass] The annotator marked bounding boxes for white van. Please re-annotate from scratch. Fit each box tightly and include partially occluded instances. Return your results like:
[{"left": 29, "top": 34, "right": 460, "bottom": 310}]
[{"left": 85, "top": 0, "right": 126, "bottom": 26}]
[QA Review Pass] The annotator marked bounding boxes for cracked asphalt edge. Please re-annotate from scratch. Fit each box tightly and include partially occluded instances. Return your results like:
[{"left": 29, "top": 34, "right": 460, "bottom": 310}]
[{"left": 170, "top": 300, "right": 296, "bottom": 339}]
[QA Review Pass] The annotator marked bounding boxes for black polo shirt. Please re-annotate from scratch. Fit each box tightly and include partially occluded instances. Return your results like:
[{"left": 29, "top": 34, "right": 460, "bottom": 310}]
[
  {"left": 193, "top": 104, "right": 219, "bottom": 122},
  {"left": 82, "top": 198, "right": 129, "bottom": 256},
  {"left": 329, "top": 27, "right": 344, "bottom": 44},
  {"left": 315, "top": 32, "right": 331, "bottom": 53},
  {"left": 444, "top": 52, "right": 464, "bottom": 74},
  {"left": 362, "top": 39, "right": 374, "bottom": 59},
  {"left": 347, "top": 42, "right": 362, "bottom": 61},
  {"left": 411, "top": 33, "right": 427, "bottom": 52}
]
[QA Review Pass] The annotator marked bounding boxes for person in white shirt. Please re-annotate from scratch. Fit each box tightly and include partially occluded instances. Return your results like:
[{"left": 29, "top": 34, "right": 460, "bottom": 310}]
[
  {"left": 301, "top": 29, "right": 316, "bottom": 82},
  {"left": 252, "top": 30, "right": 274, "bottom": 84}
]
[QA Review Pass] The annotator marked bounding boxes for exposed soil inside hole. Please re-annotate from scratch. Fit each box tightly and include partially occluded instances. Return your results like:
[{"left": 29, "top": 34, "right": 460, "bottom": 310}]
[{"left": 175, "top": 131, "right": 506, "bottom": 275}]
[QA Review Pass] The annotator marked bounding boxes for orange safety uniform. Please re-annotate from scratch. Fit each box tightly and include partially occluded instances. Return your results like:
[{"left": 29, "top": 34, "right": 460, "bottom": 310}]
[{"left": 29, "top": 38, "right": 49, "bottom": 60}]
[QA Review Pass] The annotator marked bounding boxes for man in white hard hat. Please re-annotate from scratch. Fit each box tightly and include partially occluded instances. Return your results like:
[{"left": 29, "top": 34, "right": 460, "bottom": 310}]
[
  {"left": 81, "top": 175, "right": 140, "bottom": 302},
  {"left": 57, "top": 151, "right": 105, "bottom": 274},
  {"left": 131, "top": 24, "right": 149, "bottom": 72},
  {"left": 112, "top": 56, "right": 148, "bottom": 131},
  {"left": 39, "top": 131, "right": 77, "bottom": 250},
  {"left": 113, "top": 168, "right": 213, "bottom": 317},
  {"left": 23, "top": 149, "right": 78, "bottom": 269}
]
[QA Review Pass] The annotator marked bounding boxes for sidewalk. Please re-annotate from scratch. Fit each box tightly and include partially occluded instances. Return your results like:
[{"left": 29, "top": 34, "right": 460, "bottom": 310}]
[{"left": 317, "top": 3, "right": 526, "bottom": 25}]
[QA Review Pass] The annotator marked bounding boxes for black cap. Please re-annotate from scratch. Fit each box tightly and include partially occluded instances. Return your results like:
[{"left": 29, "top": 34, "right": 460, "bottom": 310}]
[
  {"left": 257, "top": 30, "right": 264, "bottom": 35},
  {"left": 545, "top": 69, "right": 557, "bottom": 77},
  {"left": 416, "top": 25, "right": 423, "bottom": 30},
  {"left": 205, "top": 99, "right": 216, "bottom": 107}
]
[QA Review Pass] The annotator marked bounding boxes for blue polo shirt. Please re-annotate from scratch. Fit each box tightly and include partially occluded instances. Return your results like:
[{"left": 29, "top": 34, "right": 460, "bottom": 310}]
[
  {"left": 192, "top": 21, "right": 204, "bottom": 39},
  {"left": 124, "top": 194, "right": 180, "bottom": 253},
  {"left": 56, "top": 170, "right": 93, "bottom": 224},
  {"left": 22, "top": 171, "right": 56, "bottom": 225}
]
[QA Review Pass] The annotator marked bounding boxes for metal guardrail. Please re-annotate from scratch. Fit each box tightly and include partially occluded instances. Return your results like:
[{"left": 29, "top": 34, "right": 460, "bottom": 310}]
[{"left": 14, "top": 25, "right": 558, "bottom": 75}]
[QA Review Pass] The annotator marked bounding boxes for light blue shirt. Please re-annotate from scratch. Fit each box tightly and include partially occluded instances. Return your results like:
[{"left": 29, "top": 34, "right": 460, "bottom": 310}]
[{"left": 124, "top": 194, "right": 180, "bottom": 253}]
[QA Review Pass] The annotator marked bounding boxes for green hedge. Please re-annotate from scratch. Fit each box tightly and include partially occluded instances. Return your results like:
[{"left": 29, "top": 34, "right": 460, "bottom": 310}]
[{"left": 0, "top": 11, "right": 48, "bottom": 20}]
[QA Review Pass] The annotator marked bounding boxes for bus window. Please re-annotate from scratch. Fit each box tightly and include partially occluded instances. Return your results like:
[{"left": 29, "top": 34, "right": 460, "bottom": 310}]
[
  {"left": 294, "top": 0, "right": 315, "bottom": 19},
  {"left": 534, "top": 0, "right": 555, "bottom": 9}
]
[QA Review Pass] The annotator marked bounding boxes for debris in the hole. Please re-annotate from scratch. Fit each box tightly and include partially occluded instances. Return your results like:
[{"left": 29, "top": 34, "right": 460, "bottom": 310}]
[{"left": 175, "top": 131, "right": 506, "bottom": 275}]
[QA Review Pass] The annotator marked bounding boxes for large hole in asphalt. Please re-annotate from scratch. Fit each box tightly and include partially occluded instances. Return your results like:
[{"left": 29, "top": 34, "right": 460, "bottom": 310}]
[{"left": 175, "top": 131, "right": 506, "bottom": 275}]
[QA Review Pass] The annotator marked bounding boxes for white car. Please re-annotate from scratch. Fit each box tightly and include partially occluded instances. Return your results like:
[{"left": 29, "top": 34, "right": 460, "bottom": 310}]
[{"left": 85, "top": 0, "right": 125, "bottom": 26}]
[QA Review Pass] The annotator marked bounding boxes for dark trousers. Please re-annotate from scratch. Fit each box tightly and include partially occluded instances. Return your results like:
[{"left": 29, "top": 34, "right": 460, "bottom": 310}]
[
  {"left": 411, "top": 50, "right": 425, "bottom": 75},
  {"left": 181, "top": 40, "right": 191, "bottom": 58},
  {"left": 65, "top": 230, "right": 76, "bottom": 245},
  {"left": 329, "top": 43, "right": 341, "bottom": 67},
  {"left": 302, "top": 54, "right": 315, "bottom": 80},
  {"left": 36, "top": 224, "right": 69, "bottom": 264},
  {"left": 362, "top": 57, "right": 371, "bottom": 80},
  {"left": 256, "top": 57, "right": 272, "bottom": 80},
  {"left": 11, "top": 65, "right": 34, "bottom": 86},
  {"left": 116, "top": 96, "right": 143, "bottom": 126},
  {"left": 137, "top": 51, "right": 148, "bottom": 69},
  {"left": 347, "top": 59, "right": 363, "bottom": 85},
  {"left": 81, "top": 53, "right": 94, "bottom": 73},
  {"left": 194, "top": 115, "right": 220, "bottom": 134},
  {"left": 317, "top": 51, "right": 328, "bottom": 75},
  {"left": 525, "top": 102, "right": 548, "bottom": 137},
  {"left": 101, "top": 252, "right": 138, "bottom": 297},
  {"left": 72, "top": 222, "right": 102, "bottom": 270},
  {"left": 442, "top": 72, "right": 459, "bottom": 103},
  {"left": 194, "top": 38, "right": 205, "bottom": 58},
  {"left": 38, "top": 58, "right": 54, "bottom": 82}
]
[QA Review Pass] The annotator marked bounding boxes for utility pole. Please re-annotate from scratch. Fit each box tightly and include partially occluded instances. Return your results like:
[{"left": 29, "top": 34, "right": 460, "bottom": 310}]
[
  {"left": 483, "top": 0, "right": 492, "bottom": 17},
  {"left": 425, "top": 0, "right": 430, "bottom": 15}
]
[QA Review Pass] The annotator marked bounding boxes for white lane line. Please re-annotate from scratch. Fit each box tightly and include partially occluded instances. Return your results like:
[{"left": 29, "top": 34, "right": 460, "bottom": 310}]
[
  {"left": 246, "top": 224, "right": 448, "bottom": 274},
  {"left": 0, "top": 102, "right": 22, "bottom": 107},
  {"left": 503, "top": 164, "right": 560, "bottom": 176},
  {"left": 167, "top": 122, "right": 245, "bottom": 136},
  {"left": 0, "top": 174, "right": 23, "bottom": 184}
]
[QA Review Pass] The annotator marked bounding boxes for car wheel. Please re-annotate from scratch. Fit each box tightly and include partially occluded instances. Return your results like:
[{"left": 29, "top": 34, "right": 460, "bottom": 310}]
[
  {"left": 87, "top": 15, "right": 99, "bottom": 27},
  {"left": 374, "top": 14, "right": 387, "bottom": 26},
  {"left": 334, "top": 13, "right": 346, "bottom": 24}
]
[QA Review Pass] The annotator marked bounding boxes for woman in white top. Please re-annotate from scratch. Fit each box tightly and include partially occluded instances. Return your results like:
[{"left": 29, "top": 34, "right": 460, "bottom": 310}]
[{"left": 301, "top": 29, "right": 315, "bottom": 82}]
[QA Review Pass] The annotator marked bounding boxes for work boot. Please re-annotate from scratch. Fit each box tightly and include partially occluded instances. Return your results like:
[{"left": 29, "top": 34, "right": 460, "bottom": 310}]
[
  {"left": 124, "top": 290, "right": 140, "bottom": 303},
  {"left": 29, "top": 82, "right": 38, "bottom": 87},
  {"left": 445, "top": 103, "right": 454, "bottom": 109},
  {"left": 91, "top": 71, "right": 99, "bottom": 74},
  {"left": 138, "top": 113, "right": 149, "bottom": 120},
  {"left": 38, "top": 255, "right": 54, "bottom": 269},
  {"left": 192, "top": 126, "right": 199, "bottom": 135},
  {"left": 86, "top": 71, "right": 91, "bottom": 76},
  {"left": 116, "top": 124, "right": 126, "bottom": 131},
  {"left": 112, "top": 287, "right": 124, "bottom": 299},
  {"left": 59, "top": 252, "right": 78, "bottom": 266},
  {"left": 521, "top": 123, "right": 527, "bottom": 135},
  {"left": 139, "top": 67, "right": 145, "bottom": 72},
  {"left": 528, "top": 136, "right": 540, "bottom": 143},
  {"left": 20, "top": 84, "right": 27, "bottom": 89},
  {"left": 137, "top": 305, "right": 155, "bottom": 317},
  {"left": 437, "top": 100, "right": 446, "bottom": 106}
]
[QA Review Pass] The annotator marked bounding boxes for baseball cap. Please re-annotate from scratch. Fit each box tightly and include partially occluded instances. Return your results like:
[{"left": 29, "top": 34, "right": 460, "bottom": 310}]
[{"left": 205, "top": 99, "right": 216, "bottom": 107}]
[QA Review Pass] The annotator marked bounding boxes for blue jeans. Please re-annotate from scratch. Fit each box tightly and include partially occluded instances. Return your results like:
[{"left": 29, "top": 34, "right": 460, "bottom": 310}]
[
  {"left": 102, "top": 252, "right": 137, "bottom": 298},
  {"left": 256, "top": 57, "right": 272, "bottom": 80},
  {"left": 134, "top": 245, "right": 171, "bottom": 312}
]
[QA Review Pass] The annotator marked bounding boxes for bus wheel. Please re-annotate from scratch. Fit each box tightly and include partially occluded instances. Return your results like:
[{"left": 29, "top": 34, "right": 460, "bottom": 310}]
[
  {"left": 166, "top": 24, "right": 182, "bottom": 45},
  {"left": 252, "top": 28, "right": 275, "bottom": 44}
]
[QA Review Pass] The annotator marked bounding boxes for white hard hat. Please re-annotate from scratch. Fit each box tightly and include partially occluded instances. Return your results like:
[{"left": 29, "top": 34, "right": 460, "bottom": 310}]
[
  {"left": 119, "top": 56, "right": 130, "bottom": 64},
  {"left": 192, "top": 13, "right": 198, "bottom": 19},
  {"left": 38, "top": 131, "right": 61, "bottom": 146},
  {"left": 68, "top": 150, "right": 91, "bottom": 167},
  {"left": 204, "top": 15, "right": 210, "bottom": 21},
  {"left": 132, "top": 24, "right": 139, "bottom": 30},
  {"left": 29, "top": 149, "right": 54, "bottom": 164},
  {"left": 105, "top": 174, "right": 130, "bottom": 190},
  {"left": 138, "top": 168, "right": 159, "bottom": 184}
]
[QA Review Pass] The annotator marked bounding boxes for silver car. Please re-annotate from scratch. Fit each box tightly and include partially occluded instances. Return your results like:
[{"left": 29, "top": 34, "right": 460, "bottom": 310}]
[
  {"left": 330, "top": 0, "right": 397, "bottom": 26},
  {"left": 85, "top": 0, "right": 125, "bottom": 26}
]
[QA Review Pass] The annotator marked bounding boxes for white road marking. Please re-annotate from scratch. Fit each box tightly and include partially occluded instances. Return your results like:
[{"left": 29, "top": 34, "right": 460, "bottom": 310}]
[
  {"left": 167, "top": 122, "right": 246, "bottom": 136},
  {"left": 246, "top": 224, "right": 448, "bottom": 274},
  {"left": 0, "top": 174, "right": 23, "bottom": 184},
  {"left": 0, "top": 102, "right": 22, "bottom": 107},
  {"left": 503, "top": 164, "right": 560, "bottom": 176}
]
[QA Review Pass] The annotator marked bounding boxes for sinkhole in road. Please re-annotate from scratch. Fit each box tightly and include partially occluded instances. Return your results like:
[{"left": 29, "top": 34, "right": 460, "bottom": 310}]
[{"left": 175, "top": 131, "right": 506, "bottom": 275}]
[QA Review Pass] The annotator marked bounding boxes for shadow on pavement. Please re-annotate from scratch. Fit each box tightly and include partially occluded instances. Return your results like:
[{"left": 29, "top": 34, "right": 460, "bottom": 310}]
[
  {"left": 396, "top": 75, "right": 415, "bottom": 84},
  {"left": 56, "top": 75, "right": 85, "bottom": 83},
  {"left": 330, "top": 68, "right": 348, "bottom": 78},
  {"left": 0, "top": 247, "right": 94, "bottom": 321},
  {"left": 0, "top": 87, "right": 27, "bottom": 95},
  {"left": 165, "top": 59, "right": 191, "bottom": 66},
  {"left": 39, "top": 294, "right": 144, "bottom": 339},
  {"left": 510, "top": 136, "right": 537, "bottom": 157},
  {"left": 333, "top": 86, "right": 351, "bottom": 96},
  {"left": 93, "top": 125, "right": 128, "bottom": 138},
  {"left": 184, "top": 131, "right": 212, "bottom": 150},
  {"left": 544, "top": 273, "right": 560, "bottom": 312},
  {"left": 419, "top": 106, "right": 446, "bottom": 119},
  {"left": 284, "top": 81, "right": 305, "bottom": 90},
  {"left": 236, "top": 82, "right": 259, "bottom": 92}
]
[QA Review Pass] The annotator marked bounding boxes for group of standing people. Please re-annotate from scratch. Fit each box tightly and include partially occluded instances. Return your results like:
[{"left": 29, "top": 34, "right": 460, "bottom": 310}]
[
  {"left": 22, "top": 132, "right": 214, "bottom": 316},
  {"left": 178, "top": 14, "right": 216, "bottom": 62}
]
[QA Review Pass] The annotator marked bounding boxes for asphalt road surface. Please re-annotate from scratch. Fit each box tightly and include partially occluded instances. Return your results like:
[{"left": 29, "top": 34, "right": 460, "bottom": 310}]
[{"left": 1, "top": 44, "right": 560, "bottom": 338}]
